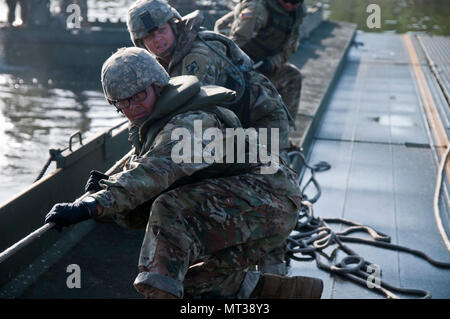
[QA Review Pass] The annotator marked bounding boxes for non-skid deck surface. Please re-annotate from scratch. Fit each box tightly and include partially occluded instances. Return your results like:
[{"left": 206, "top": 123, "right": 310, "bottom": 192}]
[{"left": 288, "top": 32, "right": 450, "bottom": 299}]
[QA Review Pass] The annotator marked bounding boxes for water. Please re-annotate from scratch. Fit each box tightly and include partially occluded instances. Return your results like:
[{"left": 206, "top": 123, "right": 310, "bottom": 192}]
[
  {"left": 0, "top": 69, "right": 126, "bottom": 204},
  {"left": 0, "top": 0, "right": 138, "bottom": 204}
]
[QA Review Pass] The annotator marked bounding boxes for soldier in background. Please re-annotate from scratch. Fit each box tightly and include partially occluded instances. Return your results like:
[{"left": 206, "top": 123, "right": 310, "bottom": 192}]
[
  {"left": 216, "top": 0, "right": 306, "bottom": 123},
  {"left": 5, "top": 0, "right": 28, "bottom": 26},
  {"left": 44, "top": 47, "right": 323, "bottom": 299}
]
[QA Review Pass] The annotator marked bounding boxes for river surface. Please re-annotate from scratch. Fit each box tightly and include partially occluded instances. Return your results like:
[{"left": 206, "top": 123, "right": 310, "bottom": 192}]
[{"left": 0, "top": 0, "right": 449, "bottom": 205}]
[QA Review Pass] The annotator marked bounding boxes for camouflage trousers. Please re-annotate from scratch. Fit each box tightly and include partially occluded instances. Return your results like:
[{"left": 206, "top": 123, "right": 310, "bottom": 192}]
[
  {"left": 267, "top": 63, "right": 303, "bottom": 125},
  {"left": 133, "top": 173, "right": 301, "bottom": 298}
]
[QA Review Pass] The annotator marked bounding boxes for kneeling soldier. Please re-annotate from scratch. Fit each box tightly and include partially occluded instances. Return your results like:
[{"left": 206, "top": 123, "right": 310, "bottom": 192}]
[{"left": 45, "top": 47, "right": 323, "bottom": 299}]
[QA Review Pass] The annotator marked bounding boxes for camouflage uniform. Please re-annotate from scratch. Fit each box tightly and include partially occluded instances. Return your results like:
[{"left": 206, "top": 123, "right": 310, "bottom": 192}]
[
  {"left": 219, "top": 0, "right": 306, "bottom": 122},
  {"left": 126, "top": 0, "right": 299, "bottom": 277},
  {"left": 95, "top": 50, "right": 302, "bottom": 298},
  {"left": 127, "top": 2, "right": 292, "bottom": 151}
]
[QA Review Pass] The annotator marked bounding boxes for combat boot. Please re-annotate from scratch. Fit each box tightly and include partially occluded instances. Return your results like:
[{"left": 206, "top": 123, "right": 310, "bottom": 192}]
[
  {"left": 138, "top": 285, "right": 179, "bottom": 299},
  {"left": 253, "top": 274, "right": 323, "bottom": 299}
]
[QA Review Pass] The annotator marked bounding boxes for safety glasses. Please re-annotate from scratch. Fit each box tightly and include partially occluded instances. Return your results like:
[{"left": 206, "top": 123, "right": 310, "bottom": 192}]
[{"left": 110, "top": 90, "right": 147, "bottom": 110}]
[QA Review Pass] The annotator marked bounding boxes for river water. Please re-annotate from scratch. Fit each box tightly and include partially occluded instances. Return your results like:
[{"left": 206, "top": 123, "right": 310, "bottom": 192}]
[
  {"left": 0, "top": 0, "right": 449, "bottom": 205},
  {"left": 306, "top": 0, "right": 450, "bottom": 35},
  {"left": 0, "top": 1, "right": 138, "bottom": 204}
]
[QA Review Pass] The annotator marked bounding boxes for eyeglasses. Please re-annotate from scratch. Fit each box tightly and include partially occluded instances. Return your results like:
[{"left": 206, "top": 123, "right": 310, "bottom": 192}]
[{"left": 110, "top": 90, "right": 147, "bottom": 110}]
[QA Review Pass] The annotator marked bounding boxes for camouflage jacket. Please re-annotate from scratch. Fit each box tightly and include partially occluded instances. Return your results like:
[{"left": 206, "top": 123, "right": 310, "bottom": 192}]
[
  {"left": 228, "top": 0, "right": 305, "bottom": 69},
  {"left": 157, "top": 10, "right": 291, "bottom": 150},
  {"left": 91, "top": 76, "right": 301, "bottom": 229}
]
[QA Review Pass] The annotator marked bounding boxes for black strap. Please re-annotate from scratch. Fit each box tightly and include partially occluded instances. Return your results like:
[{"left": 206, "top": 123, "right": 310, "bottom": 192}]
[
  {"left": 139, "top": 11, "right": 157, "bottom": 32},
  {"left": 225, "top": 70, "right": 251, "bottom": 128}
]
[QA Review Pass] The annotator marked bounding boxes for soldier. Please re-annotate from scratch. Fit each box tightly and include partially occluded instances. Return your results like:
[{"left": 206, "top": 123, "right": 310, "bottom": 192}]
[
  {"left": 216, "top": 0, "right": 306, "bottom": 123},
  {"left": 126, "top": 0, "right": 293, "bottom": 153},
  {"left": 44, "top": 47, "right": 323, "bottom": 299}
]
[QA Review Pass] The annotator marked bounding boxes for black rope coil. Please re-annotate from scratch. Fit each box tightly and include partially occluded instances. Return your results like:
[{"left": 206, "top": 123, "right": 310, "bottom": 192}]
[
  {"left": 286, "top": 201, "right": 450, "bottom": 299},
  {"left": 286, "top": 151, "right": 450, "bottom": 299}
]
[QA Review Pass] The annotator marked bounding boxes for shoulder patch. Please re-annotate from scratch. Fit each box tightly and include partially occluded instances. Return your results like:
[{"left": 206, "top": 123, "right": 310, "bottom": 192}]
[{"left": 185, "top": 60, "right": 200, "bottom": 75}]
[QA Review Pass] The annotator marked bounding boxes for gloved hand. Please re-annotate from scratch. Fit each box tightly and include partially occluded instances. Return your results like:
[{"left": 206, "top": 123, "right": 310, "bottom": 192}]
[
  {"left": 258, "top": 59, "right": 275, "bottom": 74},
  {"left": 45, "top": 197, "right": 98, "bottom": 231},
  {"left": 84, "top": 170, "right": 109, "bottom": 193}
]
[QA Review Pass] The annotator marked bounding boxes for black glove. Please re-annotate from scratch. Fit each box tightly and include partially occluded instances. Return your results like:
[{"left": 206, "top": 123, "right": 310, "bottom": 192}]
[
  {"left": 84, "top": 170, "right": 109, "bottom": 193},
  {"left": 45, "top": 197, "right": 98, "bottom": 231},
  {"left": 258, "top": 59, "right": 275, "bottom": 74}
]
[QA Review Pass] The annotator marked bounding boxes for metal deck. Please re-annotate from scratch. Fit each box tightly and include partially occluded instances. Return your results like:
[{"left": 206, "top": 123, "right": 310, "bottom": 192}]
[{"left": 288, "top": 31, "right": 450, "bottom": 299}]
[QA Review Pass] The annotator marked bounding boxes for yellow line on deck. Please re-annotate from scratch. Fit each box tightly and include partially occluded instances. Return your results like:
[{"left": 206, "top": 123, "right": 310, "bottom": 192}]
[
  {"left": 403, "top": 34, "right": 448, "bottom": 149},
  {"left": 403, "top": 34, "right": 450, "bottom": 252}
]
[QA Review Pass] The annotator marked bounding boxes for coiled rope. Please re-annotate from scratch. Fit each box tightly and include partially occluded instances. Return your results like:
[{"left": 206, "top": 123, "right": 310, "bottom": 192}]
[{"left": 286, "top": 151, "right": 450, "bottom": 299}]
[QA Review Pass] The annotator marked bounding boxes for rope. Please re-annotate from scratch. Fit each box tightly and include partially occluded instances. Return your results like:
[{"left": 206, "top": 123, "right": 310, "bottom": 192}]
[
  {"left": 286, "top": 151, "right": 450, "bottom": 299},
  {"left": 288, "top": 150, "right": 331, "bottom": 203},
  {"left": 33, "top": 121, "right": 128, "bottom": 183},
  {"left": 433, "top": 143, "right": 450, "bottom": 252},
  {"left": 33, "top": 149, "right": 63, "bottom": 182},
  {"left": 286, "top": 201, "right": 450, "bottom": 299},
  {"left": 0, "top": 223, "right": 54, "bottom": 264}
]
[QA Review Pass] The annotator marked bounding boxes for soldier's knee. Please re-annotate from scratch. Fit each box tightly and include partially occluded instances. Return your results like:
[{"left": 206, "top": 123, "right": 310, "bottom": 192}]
[
  {"left": 288, "top": 65, "right": 302, "bottom": 83},
  {"left": 276, "top": 64, "right": 302, "bottom": 89},
  {"left": 148, "top": 192, "right": 181, "bottom": 226}
]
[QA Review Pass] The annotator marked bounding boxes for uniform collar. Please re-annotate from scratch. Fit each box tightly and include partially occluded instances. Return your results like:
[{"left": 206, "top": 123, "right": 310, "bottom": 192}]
[{"left": 159, "top": 10, "right": 205, "bottom": 72}]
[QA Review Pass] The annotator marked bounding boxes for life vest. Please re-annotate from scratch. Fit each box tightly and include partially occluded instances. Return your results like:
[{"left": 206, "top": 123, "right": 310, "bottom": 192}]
[
  {"left": 129, "top": 75, "right": 259, "bottom": 182},
  {"left": 196, "top": 30, "right": 254, "bottom": 128},
  {"left": 240, "top": 0, "right": 305, "bottom": 61},
  {"left": 121, "top": 76, "right": 270, "bottom": 229}
]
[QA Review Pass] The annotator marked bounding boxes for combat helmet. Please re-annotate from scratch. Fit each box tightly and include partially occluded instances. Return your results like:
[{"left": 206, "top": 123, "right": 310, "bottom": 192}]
[
  {"left": 127, "top": 0, "right": 182, "bottom": 48},
  {"left": 101, "top": 47, "right": 169, "bottom": 103}
]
